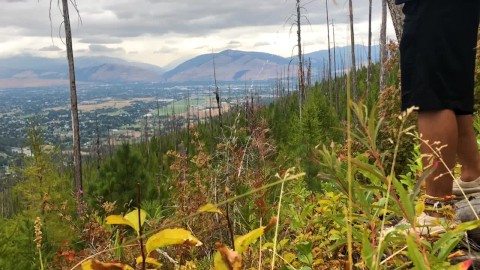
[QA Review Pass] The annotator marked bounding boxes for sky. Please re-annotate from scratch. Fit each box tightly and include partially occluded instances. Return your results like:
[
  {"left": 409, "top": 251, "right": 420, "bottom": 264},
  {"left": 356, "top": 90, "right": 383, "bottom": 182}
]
[{"left": 0, "top": 0, "right": 396, "bottom": 69}]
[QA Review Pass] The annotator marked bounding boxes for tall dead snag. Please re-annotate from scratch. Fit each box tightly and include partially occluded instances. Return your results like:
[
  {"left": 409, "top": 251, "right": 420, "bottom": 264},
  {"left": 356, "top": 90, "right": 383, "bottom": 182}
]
[
  {"left": 326, "top": 0, "right": 332, "bottom": 103},
  {"left": 296, "top": 0, "right": 305, "bottom": 105},
  {"left": 387, "top": 0, "right": 404, "bottom": 42},
  {"left": 380, "top": 0, "right": 388, "bottom": 91},
  {"left": 348, "top": 0, "right": 358, "bottom": 101},
  {"left": 61, "top": 0, "right": 82, "bottom": 198},
  {"left": 332, "top": 20, "right": 338, "bottom": 112},
  {"left": 367, "top": 0, "right": 372, "bottom": 97},
  {"left": 212, "top": 52, "right": 222, "bottom": 127}
]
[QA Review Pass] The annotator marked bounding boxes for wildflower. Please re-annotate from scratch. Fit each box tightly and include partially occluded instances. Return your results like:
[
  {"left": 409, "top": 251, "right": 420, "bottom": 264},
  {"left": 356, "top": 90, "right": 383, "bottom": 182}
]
[{"left": 34, "top": 217, "right": 42, "bottom": 249}]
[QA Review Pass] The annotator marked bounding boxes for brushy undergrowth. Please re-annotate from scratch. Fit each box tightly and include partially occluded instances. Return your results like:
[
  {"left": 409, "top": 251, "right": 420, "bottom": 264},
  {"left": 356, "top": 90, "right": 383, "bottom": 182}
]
[{"left": 3, "top": 43, "right": 480, "bottom": 269}]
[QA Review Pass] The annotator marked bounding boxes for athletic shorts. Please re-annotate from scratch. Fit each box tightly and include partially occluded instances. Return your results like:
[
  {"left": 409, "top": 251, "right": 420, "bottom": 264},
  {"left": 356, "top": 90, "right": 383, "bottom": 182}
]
[{"left": 400, "top": 0, "right": 480, "bottom": 115}]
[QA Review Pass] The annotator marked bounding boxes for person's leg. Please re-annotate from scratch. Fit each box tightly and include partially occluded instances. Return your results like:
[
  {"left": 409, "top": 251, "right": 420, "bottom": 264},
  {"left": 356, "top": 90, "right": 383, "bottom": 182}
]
[
  {"left": 456, "top": 114, "right": 480, "bottom": 182},
  {"left": 418, "top": 110, "right": 458, "bottom": 197}
]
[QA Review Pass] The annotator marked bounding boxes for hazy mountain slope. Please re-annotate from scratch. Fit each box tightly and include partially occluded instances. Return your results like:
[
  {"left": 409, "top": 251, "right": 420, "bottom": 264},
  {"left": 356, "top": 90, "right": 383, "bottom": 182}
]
[
  {"left": 163, "top": 50, "right": 290, "bottom": 82},
  {"left": 0, "top": 55, "right": 164, "bottom": 88},
  {"left": 0, "top": 45, "right": 380, "bottom": 88}
]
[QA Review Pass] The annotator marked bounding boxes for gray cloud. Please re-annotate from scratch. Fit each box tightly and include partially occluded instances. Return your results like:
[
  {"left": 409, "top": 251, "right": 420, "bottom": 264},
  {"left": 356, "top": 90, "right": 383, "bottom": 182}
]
[
  {"left": 89, "top": 44, "right": 125, "bottom": 54},
  {"left": 39, "top": 45, "right": 62, "bottom": 51},
  {"left": 254, "top": 41, "right": 271, "bottom": 47},
  {"left": 79, "top": 37, "right": 123, "bottom": 44},
  {"left": 0, "top": 0, "right": 379, "bottom": 38},
  {"left": 226, "top": 40, "right": 241, "bottom": 49}
]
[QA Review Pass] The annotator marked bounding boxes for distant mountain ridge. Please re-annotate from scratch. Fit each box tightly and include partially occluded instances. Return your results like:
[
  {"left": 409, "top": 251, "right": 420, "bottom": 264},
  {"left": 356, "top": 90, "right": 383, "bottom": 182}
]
[{"left": 0, "top": 45, "right": 379, "bottom": 88}]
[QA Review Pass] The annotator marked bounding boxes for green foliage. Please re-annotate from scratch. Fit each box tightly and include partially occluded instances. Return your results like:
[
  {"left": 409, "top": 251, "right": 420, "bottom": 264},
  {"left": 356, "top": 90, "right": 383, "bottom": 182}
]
[{"left": 88, "top": 143, "right": 156, "bottom": 209}]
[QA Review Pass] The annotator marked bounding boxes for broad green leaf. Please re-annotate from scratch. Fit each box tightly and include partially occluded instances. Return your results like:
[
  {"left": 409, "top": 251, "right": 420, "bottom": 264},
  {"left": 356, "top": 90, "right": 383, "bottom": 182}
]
[
  {"left": 146, "top": 228, "right": 202, "bottom": 255},
  {"left": 135, "top": 256, "right": 162, "bottom": 267},
  {"left": 105, "top": 208, "right": 147, "bottom": 235},
  {"left": 296, "top": 242, "right": 313, "bottom": 265},
  {"left": 81, "top": 259, "right": 134, "bottom": 270},
  {"left": 198, "top": 203, "right": 223, "bottom": 215}
]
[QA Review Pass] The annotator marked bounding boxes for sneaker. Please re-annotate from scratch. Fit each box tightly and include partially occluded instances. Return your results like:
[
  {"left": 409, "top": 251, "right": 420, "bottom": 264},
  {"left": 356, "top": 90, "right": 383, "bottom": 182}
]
[
  {"left": 381, "top": 212, "right": 457, "bottom": 238},
  {"left": 452, "top": 176, "right": 480, "bottom": 196}
]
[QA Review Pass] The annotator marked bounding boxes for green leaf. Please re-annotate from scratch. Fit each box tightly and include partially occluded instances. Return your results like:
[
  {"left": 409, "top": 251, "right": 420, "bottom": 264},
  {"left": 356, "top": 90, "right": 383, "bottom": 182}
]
[
  {"left": 146, "top": 228, "right": 202, "bottom": 255},
  {"left": 296, "top": 242, "right": 313, "bottom": 265},
  {"left": 361, "top": 233, "right": 374, "bottom": 268},
  {"left": 432, "top": 231, "right": 462, "bottom": 260},
  {"left": 406, "top": 234, "right": 427, "bottom": 269},
  {"left": 452, "top": 220, "right": 480, "bottom": 234}
]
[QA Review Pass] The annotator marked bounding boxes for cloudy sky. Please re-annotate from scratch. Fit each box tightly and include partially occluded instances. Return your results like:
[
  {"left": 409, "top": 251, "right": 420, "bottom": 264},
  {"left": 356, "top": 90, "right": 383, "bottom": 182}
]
[{"left": 0, "top": 0, "right": 396, "bottom": 68}]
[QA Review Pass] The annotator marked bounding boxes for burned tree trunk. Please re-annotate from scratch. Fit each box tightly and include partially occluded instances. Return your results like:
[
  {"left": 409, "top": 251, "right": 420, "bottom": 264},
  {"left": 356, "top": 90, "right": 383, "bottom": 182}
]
[
  {"left": 348, "top": 0, "right": 358, "bottom": 101},
  {"left": 367, "top": 0, "right": 373, "bottom": 96},
  {"left": 62, "top": 0, "right": 82, "bottom": 198},
  {"left": 296, "top": 0, "right": 305, "bottom": 105},
  {"left": 380, "top": 0, "right": 388, "bottom": 92}
]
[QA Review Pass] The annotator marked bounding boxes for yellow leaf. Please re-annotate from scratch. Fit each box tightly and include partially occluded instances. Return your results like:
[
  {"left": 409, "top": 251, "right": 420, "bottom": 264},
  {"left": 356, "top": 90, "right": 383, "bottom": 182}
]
[
  {"left": 105, "top": 209, "right": 147, "bottom": 235},
  {"left": 146, "top": 228, "right": 202, "bottom": 255},
  {"left": 214, "top": 242, "right": 242, "bottom": 270},
  {"left": 124, "top": 209, "right": 147, "bottom": 234},
  {"left": 105, "top": 214, "right": 133, "bottom": 228},
  {"left": 282, "top": 252, "right": 296, "bottom": 263},
  {"left": 81, "top": 259, "right": 134, "bottom": 270},
  {"left": 415, "top": 202, "right": 425, "bottom": 216},
  {"left": 235, "top": 216, "right": 276, "bottom": 253},
  {"left": 135, "top": 256, "right": 162, "bottom": 267},
  {"left": 198, "top": 203, "right": 223, "bottom": 215}
]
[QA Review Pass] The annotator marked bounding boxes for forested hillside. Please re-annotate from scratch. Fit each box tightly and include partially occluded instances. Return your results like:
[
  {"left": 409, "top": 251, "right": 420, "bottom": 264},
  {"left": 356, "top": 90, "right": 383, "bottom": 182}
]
[
  {"left": 3, "top": 40, "right": 478, "bottom": 269},
  {"left": 3, "top": 0, "right": 480, "bottom": 269}
]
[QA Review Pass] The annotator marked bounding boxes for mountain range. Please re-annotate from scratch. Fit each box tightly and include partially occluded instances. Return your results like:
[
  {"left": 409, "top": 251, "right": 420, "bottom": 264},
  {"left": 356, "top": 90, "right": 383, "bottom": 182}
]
[{"left": 0, "top": 45, "right": 379, "bottom": 89}]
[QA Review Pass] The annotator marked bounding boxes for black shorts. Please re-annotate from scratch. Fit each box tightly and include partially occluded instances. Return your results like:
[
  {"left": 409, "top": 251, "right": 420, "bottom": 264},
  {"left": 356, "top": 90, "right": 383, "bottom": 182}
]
[{"left": 400, "top": 0, "right": 480, "bottom": 115}]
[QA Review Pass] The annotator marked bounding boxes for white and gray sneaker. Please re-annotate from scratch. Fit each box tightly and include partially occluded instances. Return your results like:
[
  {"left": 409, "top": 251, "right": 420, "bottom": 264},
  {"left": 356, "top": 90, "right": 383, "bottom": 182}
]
[{"left": 453, "top": 176, "right": 480, "bottom": 196}]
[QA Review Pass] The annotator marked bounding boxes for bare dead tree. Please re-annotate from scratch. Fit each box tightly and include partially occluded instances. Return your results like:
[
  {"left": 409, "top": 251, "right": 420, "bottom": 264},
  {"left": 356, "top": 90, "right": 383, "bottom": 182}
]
[
  {"left": 348, "top": 0, "right": 358, "bottom": 102},
  {"left": 95, "top": 112, "right": 100, "bottom": 170},
  {"left": 380, "top": 0, "right": 388, "bottom": 91},
  {"left": 296, "top": 0, "right": 306, "bottom": 105},
  {"left": 367, "top": 0, "right": 373, "bottom": 97},
  {"left": 332, "top": 20, "right": 338, "bottom": 112},
  {"left": 212, "top": 52, "right": 223, "bottom": 127},
  {"left": 60, "top": 0, "right": 82, "bottom": 198},
  {"left": 326, "top": 0, "right": 332, "bottom": 103}
]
